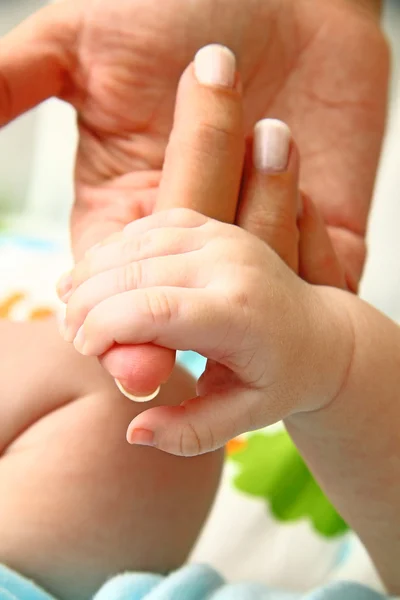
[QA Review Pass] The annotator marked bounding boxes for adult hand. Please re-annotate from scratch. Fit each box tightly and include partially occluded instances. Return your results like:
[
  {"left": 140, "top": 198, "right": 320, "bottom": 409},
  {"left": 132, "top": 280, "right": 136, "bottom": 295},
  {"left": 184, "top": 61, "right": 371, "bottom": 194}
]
[{"left": 2, "top": 0, "right": 388, "bottom": 276}]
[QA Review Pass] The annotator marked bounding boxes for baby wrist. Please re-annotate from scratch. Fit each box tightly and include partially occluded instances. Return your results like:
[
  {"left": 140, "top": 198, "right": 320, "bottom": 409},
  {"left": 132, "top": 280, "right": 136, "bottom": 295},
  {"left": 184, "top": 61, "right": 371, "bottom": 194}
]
[{"left": 292, "top": 285, "right": 355, "bottom": 418}]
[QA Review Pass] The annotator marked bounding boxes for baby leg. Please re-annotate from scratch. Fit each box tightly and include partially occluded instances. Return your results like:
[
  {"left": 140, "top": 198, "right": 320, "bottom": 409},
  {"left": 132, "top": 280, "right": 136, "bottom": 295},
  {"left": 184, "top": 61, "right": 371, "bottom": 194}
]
[{"left": 0, "top": 320, "right": 223, "bottom": 600}]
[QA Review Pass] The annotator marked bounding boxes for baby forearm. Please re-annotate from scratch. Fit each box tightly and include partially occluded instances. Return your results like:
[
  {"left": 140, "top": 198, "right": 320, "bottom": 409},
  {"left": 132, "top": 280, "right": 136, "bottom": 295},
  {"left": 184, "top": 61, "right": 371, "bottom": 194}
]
[{"left": 286, "top": 289, "right": 400, "bottom": 593}]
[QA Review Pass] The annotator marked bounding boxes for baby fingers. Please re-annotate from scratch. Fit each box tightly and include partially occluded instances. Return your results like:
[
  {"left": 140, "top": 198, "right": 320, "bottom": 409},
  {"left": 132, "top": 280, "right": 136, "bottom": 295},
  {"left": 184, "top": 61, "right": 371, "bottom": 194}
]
[
  {"left": 58, "top": 208, "right": 208, "bottom": 301},
  {"left": 63, "top": 252, "right": 206, "bottom": 342},
  {"left": 71, "top": 288, "right": 239, "bottom": 360}
]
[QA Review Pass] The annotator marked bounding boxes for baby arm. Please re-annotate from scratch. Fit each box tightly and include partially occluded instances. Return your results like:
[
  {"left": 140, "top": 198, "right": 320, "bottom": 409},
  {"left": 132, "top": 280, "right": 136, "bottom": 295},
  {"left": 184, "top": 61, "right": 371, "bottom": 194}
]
[{"left": 286, "top": 289, "right": 400, "bottom": 594}]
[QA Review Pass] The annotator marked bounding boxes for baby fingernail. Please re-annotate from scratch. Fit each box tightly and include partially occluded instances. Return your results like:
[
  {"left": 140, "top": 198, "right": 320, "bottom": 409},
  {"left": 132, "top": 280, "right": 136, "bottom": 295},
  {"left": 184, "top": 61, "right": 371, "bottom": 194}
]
[
  {"left": 60, "top": 320, "right": 76, "bottom": 343},
  {"left": 127, "top": 427, "right": 155, "bottom": 447},
  {"left": 115, "top": 379, "right": 161, "bottom": 403},
  {"left": 57, "top": 272, "right": 73, "bottom": 302},
  {"left": 194, "top": 44, "right": 236, "bottom": 88},
  {"left": 253, "top": 119, "right": 291, "bottom": 173},
  {"left": 73, "top": 326, "right": 86, "bottom": 353}
]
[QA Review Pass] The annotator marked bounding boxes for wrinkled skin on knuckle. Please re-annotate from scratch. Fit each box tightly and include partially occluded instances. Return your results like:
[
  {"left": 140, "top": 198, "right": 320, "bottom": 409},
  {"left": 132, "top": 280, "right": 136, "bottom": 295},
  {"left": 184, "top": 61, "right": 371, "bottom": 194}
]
[
  {"left": 178, "top": 423, "right": 203, "bottom": 457},
  {"left": 144, "top": 289, "right": 177, "bottom": 329},
  {"left": 245, "top": 206, "right": 299, "bottom": 241},
  {"left": 119, "top": 261, "right": 144, "bottom": 293},
  {"left": 171, "top": 120, "right": 242, "bottom": 168}
]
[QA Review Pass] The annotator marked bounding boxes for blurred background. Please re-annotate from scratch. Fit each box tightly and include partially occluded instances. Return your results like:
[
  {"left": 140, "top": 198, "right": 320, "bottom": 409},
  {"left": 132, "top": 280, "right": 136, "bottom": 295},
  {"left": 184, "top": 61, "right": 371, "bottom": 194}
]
[{"left": 0, "top": 0, "right": 400, "bottom": 319}]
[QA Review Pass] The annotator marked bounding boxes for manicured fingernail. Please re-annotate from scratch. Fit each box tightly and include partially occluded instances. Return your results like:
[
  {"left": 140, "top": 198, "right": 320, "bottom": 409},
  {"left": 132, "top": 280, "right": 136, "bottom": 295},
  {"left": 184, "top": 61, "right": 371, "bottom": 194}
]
[
  {"left": 115, "top": 379, "right": 161, "bottom": 403},
  {"left": 253, "top": 119, "right": 291, "bottom": 173},
  {"left": 73, "top": 325, "right": 86, "bottom": 353},
  {"left": 127, "top": 428, "right": 155, "bottom": 447},
  {"left": 57, "top": 272, "right": 72, "bottom": 302},
  {"left": 194, "top": 44, "right": 236, "bottom": 88}
]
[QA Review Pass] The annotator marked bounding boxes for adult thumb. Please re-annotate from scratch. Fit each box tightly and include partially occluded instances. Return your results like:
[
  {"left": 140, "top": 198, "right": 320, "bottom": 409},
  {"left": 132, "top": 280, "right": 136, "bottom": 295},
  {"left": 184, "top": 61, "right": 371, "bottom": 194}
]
[{"left": 0, "top": 2, "right": 78, "bottom": 126}]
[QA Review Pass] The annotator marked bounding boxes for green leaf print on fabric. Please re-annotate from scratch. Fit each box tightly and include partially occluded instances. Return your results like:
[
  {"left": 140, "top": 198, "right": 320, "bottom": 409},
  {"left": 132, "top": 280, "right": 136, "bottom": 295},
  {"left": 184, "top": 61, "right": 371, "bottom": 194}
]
[{"left": 229, "top": 431, "right": 349, "bottom": 538}]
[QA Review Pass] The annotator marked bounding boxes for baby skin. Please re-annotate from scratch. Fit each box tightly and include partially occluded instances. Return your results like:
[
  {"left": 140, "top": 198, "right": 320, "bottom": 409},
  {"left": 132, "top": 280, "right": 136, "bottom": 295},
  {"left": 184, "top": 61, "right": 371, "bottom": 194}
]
[
  {"left": 0, "top": 47, "right": 303, "bottom": 600},
  {"left": 62, "top": 46, "right": 400, "bottom": 595},
  {"left": 0, "top": 319, "right": 223, "bottom": 599}
]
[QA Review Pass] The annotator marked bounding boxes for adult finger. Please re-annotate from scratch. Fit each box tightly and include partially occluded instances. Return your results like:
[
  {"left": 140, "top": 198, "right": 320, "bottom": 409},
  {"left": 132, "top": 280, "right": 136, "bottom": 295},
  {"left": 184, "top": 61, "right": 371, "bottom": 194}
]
[
  {"left": 237, "top": 120, "right": 300, "bottom": 272},
  {"left": 0, "top": 2, "right": 78, "bottom": 126},
  {"left": 327, "top": 226, "right": 366, "bottom": 293},
  {"left": 103, "top": 45, "right": 245, "bottom": 398},
  {"left": 298, "top": 194, "right": 347, "bottom": 289},
  {"left": 155, "top": 44, "right": 245, "bottom": 221}
]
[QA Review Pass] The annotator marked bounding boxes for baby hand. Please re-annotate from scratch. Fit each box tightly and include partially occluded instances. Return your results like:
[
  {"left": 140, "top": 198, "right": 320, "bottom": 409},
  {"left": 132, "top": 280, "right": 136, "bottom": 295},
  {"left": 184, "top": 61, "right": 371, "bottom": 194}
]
[
  {"left": 58, "top": 44, "right": 347, "bottom": 404},
  {"left": 63, "top": 207, "right": 351, "bottom": 456}
]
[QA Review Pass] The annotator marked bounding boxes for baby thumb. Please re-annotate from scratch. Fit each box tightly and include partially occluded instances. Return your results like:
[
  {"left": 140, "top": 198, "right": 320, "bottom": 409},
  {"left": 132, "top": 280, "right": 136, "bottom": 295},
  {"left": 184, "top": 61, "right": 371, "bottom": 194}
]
[{"left": 125, "top": 386, "right": 267, "bottom": 456}]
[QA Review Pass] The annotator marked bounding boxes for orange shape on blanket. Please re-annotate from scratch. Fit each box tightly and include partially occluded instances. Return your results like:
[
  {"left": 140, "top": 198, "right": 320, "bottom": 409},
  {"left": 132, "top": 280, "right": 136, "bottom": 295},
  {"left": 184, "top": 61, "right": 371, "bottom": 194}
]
[
  {"left": 29, "top": 307, "right": 55, "bottom": 320},
  {"left": 226, "top": 438, "right": 247, "bottom": 455},
  {"left": 0, "top": 292, "right": 26, "bottom": 318}
]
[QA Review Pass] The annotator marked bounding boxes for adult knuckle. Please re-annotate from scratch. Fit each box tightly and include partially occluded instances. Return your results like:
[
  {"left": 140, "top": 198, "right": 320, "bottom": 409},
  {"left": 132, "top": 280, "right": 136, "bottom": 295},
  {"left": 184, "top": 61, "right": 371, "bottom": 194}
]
[
  {"left": 247, "top": 210, "right": 298, "bottom": 242},
  {"left": 192, "top": 120, "right": 239, "bottom": 155}
]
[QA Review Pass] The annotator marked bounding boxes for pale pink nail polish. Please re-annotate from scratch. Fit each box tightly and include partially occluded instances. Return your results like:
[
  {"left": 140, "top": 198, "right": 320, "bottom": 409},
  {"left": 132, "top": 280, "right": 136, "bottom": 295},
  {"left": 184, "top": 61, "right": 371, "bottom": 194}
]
[
  {"left": 253, "top": 119, "right": 291, "bottom": 173},
  {"left": 194, "top": 44, "right": 236, "bottom": 88},
  {"left": 128, "top": 428, "right": 155, "bottom": 447}
]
